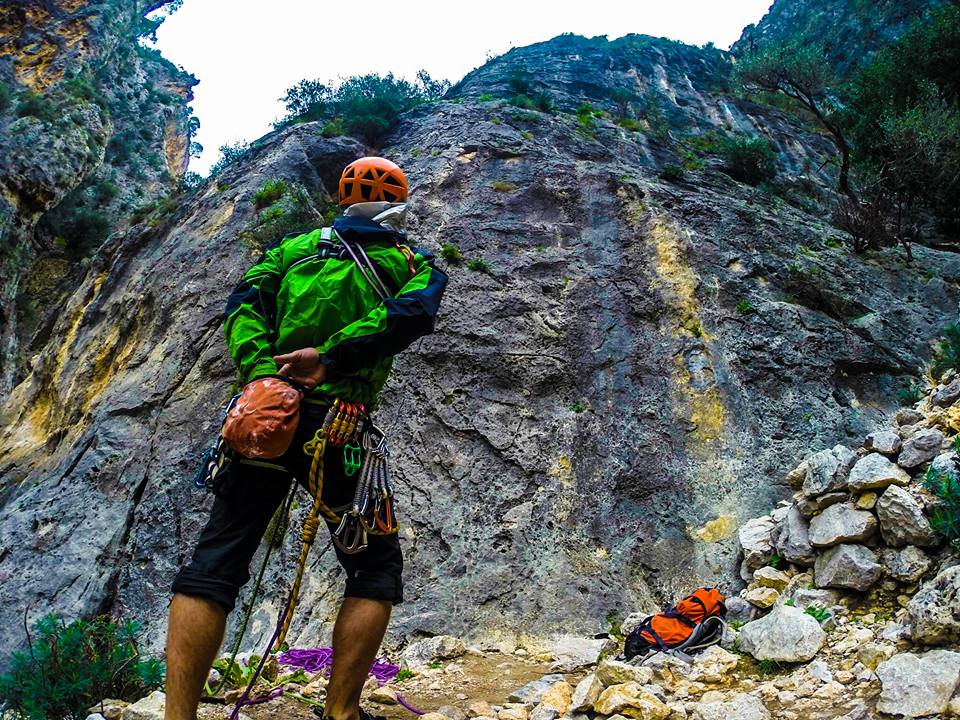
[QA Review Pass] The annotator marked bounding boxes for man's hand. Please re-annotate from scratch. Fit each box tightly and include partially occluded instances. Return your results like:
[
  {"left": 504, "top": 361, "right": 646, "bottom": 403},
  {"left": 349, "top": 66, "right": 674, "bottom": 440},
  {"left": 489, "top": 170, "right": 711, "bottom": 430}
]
[{"left": 273, "top": 348, "right": 327, "bottom": 390}]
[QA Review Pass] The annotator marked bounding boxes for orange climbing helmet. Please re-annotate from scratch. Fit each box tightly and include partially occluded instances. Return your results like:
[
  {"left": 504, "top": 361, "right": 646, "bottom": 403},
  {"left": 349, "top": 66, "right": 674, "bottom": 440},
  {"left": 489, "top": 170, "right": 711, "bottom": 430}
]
[{"left": 339, "top": 156, "right": 408, "bottom": 206}]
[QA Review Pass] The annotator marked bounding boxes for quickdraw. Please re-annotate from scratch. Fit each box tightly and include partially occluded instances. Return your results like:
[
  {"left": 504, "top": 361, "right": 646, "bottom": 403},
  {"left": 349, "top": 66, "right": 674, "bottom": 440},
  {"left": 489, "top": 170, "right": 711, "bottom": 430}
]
[{"left": 192, "top": 393, "right": 240, "bottom": 495}]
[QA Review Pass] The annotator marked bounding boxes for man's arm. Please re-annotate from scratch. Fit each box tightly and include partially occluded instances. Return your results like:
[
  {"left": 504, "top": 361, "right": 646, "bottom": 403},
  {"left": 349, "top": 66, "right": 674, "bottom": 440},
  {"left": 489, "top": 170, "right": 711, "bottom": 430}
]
[
  {"left": 223, "top": 242, "right": 285, "bottom": 381},
  {"left": 318, "top": 249, "right": 448, "bottom": 376}
]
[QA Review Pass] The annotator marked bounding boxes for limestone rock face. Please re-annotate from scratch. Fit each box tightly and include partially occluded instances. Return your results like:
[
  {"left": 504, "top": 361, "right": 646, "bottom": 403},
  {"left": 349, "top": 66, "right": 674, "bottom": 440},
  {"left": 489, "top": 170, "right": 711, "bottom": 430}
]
[
  {"left": 400, "top": 635, "right": 467, "bottom": 670},
  {"left": 2, "top": 17, "right": 960, "bottom": 658},
  {"left": 814, "top": 544, "right": 881, "bottom": 591},
  {"left": 875, "top": 485, "right": 939, "bottom": 547},
  {"left": 876, "top": 650, "right": 960, "bottom": 717},
  {"left": 739, "top": 516, "right": 777, "bottom": 570},
  {"left": 881, "top": 546, "right": 931, "bottom": 583},
  {"left": 864, "top": 430, "right": 902, "bottom": 455},
  {"left": 808, "top": 503, "right": 877, "bottom": 547},
  {"left": 738, "top": 604, "right": 825, "bottom": 662},
  {"left": 907, "top": 565, "right": 960, "bottom": 646},
  {"left": 847, "top": 453, "right": 911, "bottom": 492}
]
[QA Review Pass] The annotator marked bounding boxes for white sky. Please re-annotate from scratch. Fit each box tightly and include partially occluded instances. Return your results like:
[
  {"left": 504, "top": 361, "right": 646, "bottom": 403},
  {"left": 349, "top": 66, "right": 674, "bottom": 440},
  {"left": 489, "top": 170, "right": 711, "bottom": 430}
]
[{"left": 152, "top": 0, "right": 773, "bottom": 175}]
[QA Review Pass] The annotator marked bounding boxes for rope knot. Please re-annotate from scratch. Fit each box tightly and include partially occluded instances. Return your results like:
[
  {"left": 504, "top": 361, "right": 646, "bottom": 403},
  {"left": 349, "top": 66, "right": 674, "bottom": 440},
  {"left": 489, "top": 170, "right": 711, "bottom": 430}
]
[{"left": 301, "top": 515, "right": 320, "bottom": 543}]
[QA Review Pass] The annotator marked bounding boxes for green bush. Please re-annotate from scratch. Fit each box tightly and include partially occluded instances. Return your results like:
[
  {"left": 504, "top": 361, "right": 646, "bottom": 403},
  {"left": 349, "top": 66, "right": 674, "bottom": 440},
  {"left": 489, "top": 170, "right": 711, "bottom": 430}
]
[
  {"left": 241, "top": 183, "right": 334, "bottom": 247},
  {"left": 509, "top": 93, "right": 537, "bottom": 110},
  {"left": 179, "top": 171, "right": 204, "bottom": 191},
  {"left": 923, "top": 464, "right": 960, "bottom": 548},
  {"left": 0, "top": 614, "right": 164, "bottom": 720},
  {"left": 253, "top": 178, "right": 289, "bottom": 209},
  {"left": 617, "top": 117, "right": 643, "bottom": 132},
  {"left": 932, "top": 323, "right": 960, "bottom": 380},
  {"left": 95, "top": 181, "right": 121, "bottom": 204},
  {"left": 439, "top": 243, "right": 462, "bottom": 264},
  {"left": 735, "top": 300, "right": 755, "bottom": 314},
  {"left": 467, "top": 258, "right": 490, "bottom": 273},
  {"left": 478, "top": 93, "right": 494, "bottom": 102},
  {"left": 491, "top": 180, "right": 518, "bottom": 192},
  {"left": 659, "top": 164, "right": 685, "bottom": 182},
  {"left": 209, "top": 141, "right": 250, "bottom": 176},
  {"left": 16, "top": 91, "right": 57, "bottom": 122},
  {"left": 0, "top": 82, "right": 11, "bottom": 112},
  {"left": 721, "top": 136, "right": 777, "bottom": 185}
]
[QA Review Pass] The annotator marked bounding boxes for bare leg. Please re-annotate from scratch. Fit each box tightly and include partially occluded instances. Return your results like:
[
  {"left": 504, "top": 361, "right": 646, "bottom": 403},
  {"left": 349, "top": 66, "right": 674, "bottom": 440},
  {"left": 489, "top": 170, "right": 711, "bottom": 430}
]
[
  {"left": 324, "top": 598, "right": 392, "bottom": 720},
  {"left": 164, "top": 593, "right": 226, "bottom": 720}
]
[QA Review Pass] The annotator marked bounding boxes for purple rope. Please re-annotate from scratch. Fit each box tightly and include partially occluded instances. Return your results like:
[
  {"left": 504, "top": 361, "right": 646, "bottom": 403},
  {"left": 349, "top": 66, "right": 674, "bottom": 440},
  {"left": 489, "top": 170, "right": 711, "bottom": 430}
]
[
  {"left": 278, "top": 646, "right": 400, "bottom": 684},
  {"left": 396, "top": 693, "right": 426, "bottom": 715}
]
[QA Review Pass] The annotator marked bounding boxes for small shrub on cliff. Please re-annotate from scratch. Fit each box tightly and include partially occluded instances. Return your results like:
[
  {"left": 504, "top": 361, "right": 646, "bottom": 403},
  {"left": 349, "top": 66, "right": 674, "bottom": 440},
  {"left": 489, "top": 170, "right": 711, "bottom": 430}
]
[
  {"left": 16, "top": 91, "right": 57, "bottom": 123},
  {"left": 439, "top": 243, "right": 463, "bottom": 264},
  {"left": 721, "top": 135, "right": 777, "bottom": 186},
  {"left": 923, "top": 465, "right": 960, "bottom": 549},
  {"left": 253, "top": 178, "right": 290, "bottom": 209},
  {"left": 932, "top": 323, "right": 960, "bottom": 380},
  {"left": 209, "top": 141, "right": 251, "bottom": 176},
  {"left": 467, "top": 258, "right": 490, "bottom": 273},
  {"left": 0, "top": 614, "right": 164, "bottom": 720},
  {"left": 0, "top": 82, "right": 11, "bottom": 112},
  {"left": 659, "top": 164, "right": 685, "bottom": 183}
]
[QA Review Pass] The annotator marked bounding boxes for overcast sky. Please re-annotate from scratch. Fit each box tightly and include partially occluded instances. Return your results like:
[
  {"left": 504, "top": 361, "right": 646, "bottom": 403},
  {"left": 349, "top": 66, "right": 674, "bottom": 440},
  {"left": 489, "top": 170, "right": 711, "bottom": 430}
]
[{"left": 153, "top": 0, "right": 773, "bottom": 175}]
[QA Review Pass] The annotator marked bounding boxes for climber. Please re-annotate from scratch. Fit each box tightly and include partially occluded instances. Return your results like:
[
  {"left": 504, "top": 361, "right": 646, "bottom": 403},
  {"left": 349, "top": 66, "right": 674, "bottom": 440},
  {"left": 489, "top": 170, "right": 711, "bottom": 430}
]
[{"left": 163, "top": 156, "right": 448, "bottom": 720}]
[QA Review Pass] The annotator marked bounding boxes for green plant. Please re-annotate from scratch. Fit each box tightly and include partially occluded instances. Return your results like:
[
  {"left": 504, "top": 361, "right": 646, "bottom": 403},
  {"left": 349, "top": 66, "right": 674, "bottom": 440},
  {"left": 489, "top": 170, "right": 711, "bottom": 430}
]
[
  {"left": 576, "top": 102, "right": 598, "bottom": 135},
  {"left": 923, "top": 465, "right": 960, "bottom": 548},
  {"left": 429, "top": 660, "right": 442, "bottom": 669},
  {"left": 241, "top": 183, "right": 333, "bottom": 247},
  {"left": 253, "top": 178, "right": 290, "bottom": 209},
  {"left": 491, "top": 180, "right": 518, "bottom": 192},
  {"left": 439, "top": 243, "right": 462, "bottom": 264},
  {"left": 736, "top": 300, "right": 755, "bottom": 315},
  {"left": 571, "top": 400, "right": 587, "bottom": 414},
  {"left": 805, "top": 606, "right": 832, "bottom": 623},
  {"left": 467, "top": 258, "right": 490, "bottom": 273},
  {"left": 932, "top": 324, "right": 960, "bottom": 380},
  {"left": 729, "top": 619, "right": 746, "bottom": 631},
  {"left": 605, "top": 609, "right": 624, "bottom": 640},
  {"left": 952, "top": 435, "right": 960, "bottom": 453},
  {"left": 898, "top": 382, "right": 923, "bottom": 405},
  {"left": 478, "top": 93, "right": 494, "bottom": 102},
  {"left": 617, "top": 117, "right": 643, "bottom": 132},
  {"left": 659, "top": 164, "right": 685, "bottom": 182},
  {"left": 769, "top": 552, "right": 783, "bottom": 568},
  {"left": 0, "top": 82, "right": 12, "bottom": 112},
  {"left": 0, "top": 614, "right": 164, "bottom": 720},
  {"left": 320, "top": 118, "right": 344, "bottom": 137},
  {"left": 721, "top": 135, "right": 778, "bottom": 186},
  {"left": 521, "top": 130, "right": 534, "bottom": 140},
  {"left": 15, "top": 91, "right": 57, "bottom": 122},
  {"left": 757, "top": 659, "right": 783, "bottom": 677},
  {"left": 784, "top": 598, "right": 795, "bottom": 607},
  {"left": 396, "top": 668, "right": 415, "bottom": 681},
  {"left": 209, "top": 141, "right": 250, "bottom": 176}
]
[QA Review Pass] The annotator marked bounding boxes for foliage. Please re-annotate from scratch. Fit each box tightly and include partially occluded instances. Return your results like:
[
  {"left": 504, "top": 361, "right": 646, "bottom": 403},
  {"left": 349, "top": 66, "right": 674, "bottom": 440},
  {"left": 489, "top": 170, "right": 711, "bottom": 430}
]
[
  {"left": 0, "top": 82, "right": 10, "bottom": 112},
  {"left": 467, "top": 258, "right": 490, "bottom": 273},
  {"left": 478, "top": 93, "right": 494, "bottom": 102},
  {"left": 604, "top": 608, "right": 624, "bottom": 640},
  {"left": 735, "top": 299, "right": 755, "bottom": 315},
  {"left": 395, "top": 668, "right": 415, "bottom": 681},
  {"left": 769, "top": 552, "right": 782, "bottom": 569},
  {"left": 932, "top": 323, "right": 960, "bottom": 380},
  {"left": 439, "top": 243, "right": 462, "bottom": 264},
  {"left": 804, "top": 606, "right": 831, "bottom": 623},
  {"left": 638, "top": 90, "right": 670, "bottom": 140},
  {"left": 253, "top": 178, "right": 290, "bottom": 209},
  {"left": 16, "top": 91, "right": 57, "bottom": 123},
  {"left": 609, "top": 87, "right": 637, "bottom": 120},
  {"left": 617, "top": 117, "right": 643, "bottom": 132},
  {"left": 659, "top": 164, "right": 685, "bottom": 182},
  {"left": 209, "top": 141, "right": 251, "bottom": 176},
  {"left": 491, "top": 180, "right": 518, "bottom": 192},
  {"left": 571, "top": 400, "right": 587, "bottom": 414},
  {"left": 735, "top": 39, "right": 850, "bottom": 192},
  {"left": 277, "top": 71, "right": 449, "bottom": 144},
  {"left": 0, "top": 614, "right": 164, "bottom": 720},
  {"left": 721, "top": 135, "right": 777, "bottom": 186},
  {"left": 846, "top": 4, "right": 960, "bottom": 235},
  {"left": 830, "top": 195, "right": 890, "bottom": 254},
  {"left": 923, "top": 465, "right": 960, "bottom": 548},
  {"left": 241, "top": 182, "right": 334, "bottom": 247},
  {"left": 179, "top": 171, "right": 204, "bottom": 191},
  {"left": 898, "top": 382, "right": 922, "bottom": 405}
]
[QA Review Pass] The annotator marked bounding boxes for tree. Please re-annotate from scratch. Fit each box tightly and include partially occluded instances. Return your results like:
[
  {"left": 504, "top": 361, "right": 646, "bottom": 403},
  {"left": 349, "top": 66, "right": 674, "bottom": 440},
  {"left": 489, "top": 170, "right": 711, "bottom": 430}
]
[{"left": 735, "top": 40, "right": 852, "bottom": 194}]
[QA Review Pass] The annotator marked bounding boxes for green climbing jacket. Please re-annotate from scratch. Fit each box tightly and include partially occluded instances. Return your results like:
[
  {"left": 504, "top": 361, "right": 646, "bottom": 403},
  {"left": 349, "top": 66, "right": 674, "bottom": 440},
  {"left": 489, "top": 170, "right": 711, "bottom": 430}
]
[{"left": 223, "top": 214, "right": 448, "bottom": 409}]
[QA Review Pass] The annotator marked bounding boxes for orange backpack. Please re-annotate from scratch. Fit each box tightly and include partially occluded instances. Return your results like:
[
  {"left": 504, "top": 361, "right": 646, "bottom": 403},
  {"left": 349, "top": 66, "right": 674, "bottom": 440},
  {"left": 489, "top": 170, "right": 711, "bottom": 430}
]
[{"left": 624, "top": 587, "right": 726, "bottom": 659}]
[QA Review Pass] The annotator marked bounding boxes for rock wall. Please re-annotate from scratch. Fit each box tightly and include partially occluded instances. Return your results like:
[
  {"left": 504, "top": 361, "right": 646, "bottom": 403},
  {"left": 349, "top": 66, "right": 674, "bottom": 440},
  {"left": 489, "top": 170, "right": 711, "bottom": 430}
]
[{"left": 0, "top": 12, "right": 957, "bottom": 660}]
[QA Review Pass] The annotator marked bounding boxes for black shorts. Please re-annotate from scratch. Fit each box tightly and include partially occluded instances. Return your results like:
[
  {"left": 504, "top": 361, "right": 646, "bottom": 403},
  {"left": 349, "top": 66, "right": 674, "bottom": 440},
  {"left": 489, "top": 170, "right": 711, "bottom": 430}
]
[{"left": 172, "top": 400, "right": 403, "bottom": 612}]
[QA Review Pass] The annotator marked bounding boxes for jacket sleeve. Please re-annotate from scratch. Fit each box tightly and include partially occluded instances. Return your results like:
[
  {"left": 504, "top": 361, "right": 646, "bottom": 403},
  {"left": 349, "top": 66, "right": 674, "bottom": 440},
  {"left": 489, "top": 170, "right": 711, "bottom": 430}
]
[
  {"left": 223, "top": 243, "right": 285, "bottom": 381},
  {"left": 318, "top": 249, "right": 448, "bottom": 376}
]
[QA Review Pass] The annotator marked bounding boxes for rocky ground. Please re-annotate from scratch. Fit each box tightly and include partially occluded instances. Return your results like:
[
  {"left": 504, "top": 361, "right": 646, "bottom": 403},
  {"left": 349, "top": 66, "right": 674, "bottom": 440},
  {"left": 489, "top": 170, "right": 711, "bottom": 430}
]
[{"left": 79, "top": 373, "right": 960, "bottom": 720}]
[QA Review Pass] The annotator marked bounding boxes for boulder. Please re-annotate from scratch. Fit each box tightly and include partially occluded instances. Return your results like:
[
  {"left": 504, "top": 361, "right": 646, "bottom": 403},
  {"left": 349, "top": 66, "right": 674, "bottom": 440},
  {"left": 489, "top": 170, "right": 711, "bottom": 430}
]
[
  {"left": 881, "top": 546, "right": 931, "bottom": 583},
  {"left": 752, "top": 566, "right": 790, "bottom": 592},
  {"left": 875, "top": 485, "right": 939, "bottom": 547},
  {"left": 847, "top": 453, "right": 910, "bottom": 492},
  {"left": 932, "top": 378, "right": 960, "bottom": 408},
  {"left": 802, "top": 445, "right": 857, "bottom": 497},
  {"left": 120, "top": 692, "right": 165, "bottom": 720},
  {"left": 814, "top": 544, "right": 881, "bottom": 591},
  {"left": 899, "top": 429, "right": 945, "bottom": 469},
  {"left": 689, "top": 646, "right": 738, "bottom": 683},
  {"left": 570, "top": 674, "right": 602, "bottom": 713},
  {"left": 772, "top": 505, "right": 816, "bottom": 566},
  {"left": 509, "top": 675, "right": 566, "bottom": 704},
  {"left": 724, "top": 596, "right": 756, "bottom": 624},
  {"left": 87, "top": 700, "right": 128, "bottom": 720},
  {"left": 789, "top": 586, "right": 839, "bottom": 610},
  {"left": 596, "top": 659, "right": 654, "bottom": 686},
  {"left": 737, "top": 604, "right": 825, "bottom": 662},
  {"left": 538, "top": 681, "right": 573, "bottom": 715},
  {"left": 929, "top": 452, "right": 959, "bottom": 482},
  {"left": 876, "top": 650, "right": 960, "bottom": 717},
  {"left": 864, "top": 430, "right": 902, "bottom": 456},
  {"left": 796, "top": 491, "right": 847, "bottom": 519},
  {"left": 896, "top": 409, "right": 924, "bottom": 426},
  {"left": 467, "top": 702, "right": 496, "bottom": 718},
  {"left": 907, "top": 565, "right": 960, "bottom": 646},
  {"left": 744, "top": 587, "right": 779, "bottom": 609},
  {"left": 854, "top": 491, "right": 877, "bottom": 510},
  {"left": 548, "top": 635, "right": 609, "bottom": 671},
  {"left": 689, "top": 692, "right": 770, "bottom": 720},
  {"left": 370, "top": 686, "right": 398, "bottom": 705},
  {"left": 593, "top": 682, "right": 670, "bottom": 719},
  {"left": 786, "top": 460, "right": 808, "bottom": 489},
  {"left": 738, "top": 516, "right": 776, "bottom": 569},
  {"left": 400, "top": 635, "right": 466, "bottom": 670},
  {"left": 808, "top": 503, "right": 878, "bottom": 547}
]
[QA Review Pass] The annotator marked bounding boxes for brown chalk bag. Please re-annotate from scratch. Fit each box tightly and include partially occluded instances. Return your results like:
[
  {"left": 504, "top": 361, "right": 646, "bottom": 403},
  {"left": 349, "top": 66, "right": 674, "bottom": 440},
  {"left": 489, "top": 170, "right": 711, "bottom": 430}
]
[{"left": 222, "top": 375, "right": 305, "bottom": 459}]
